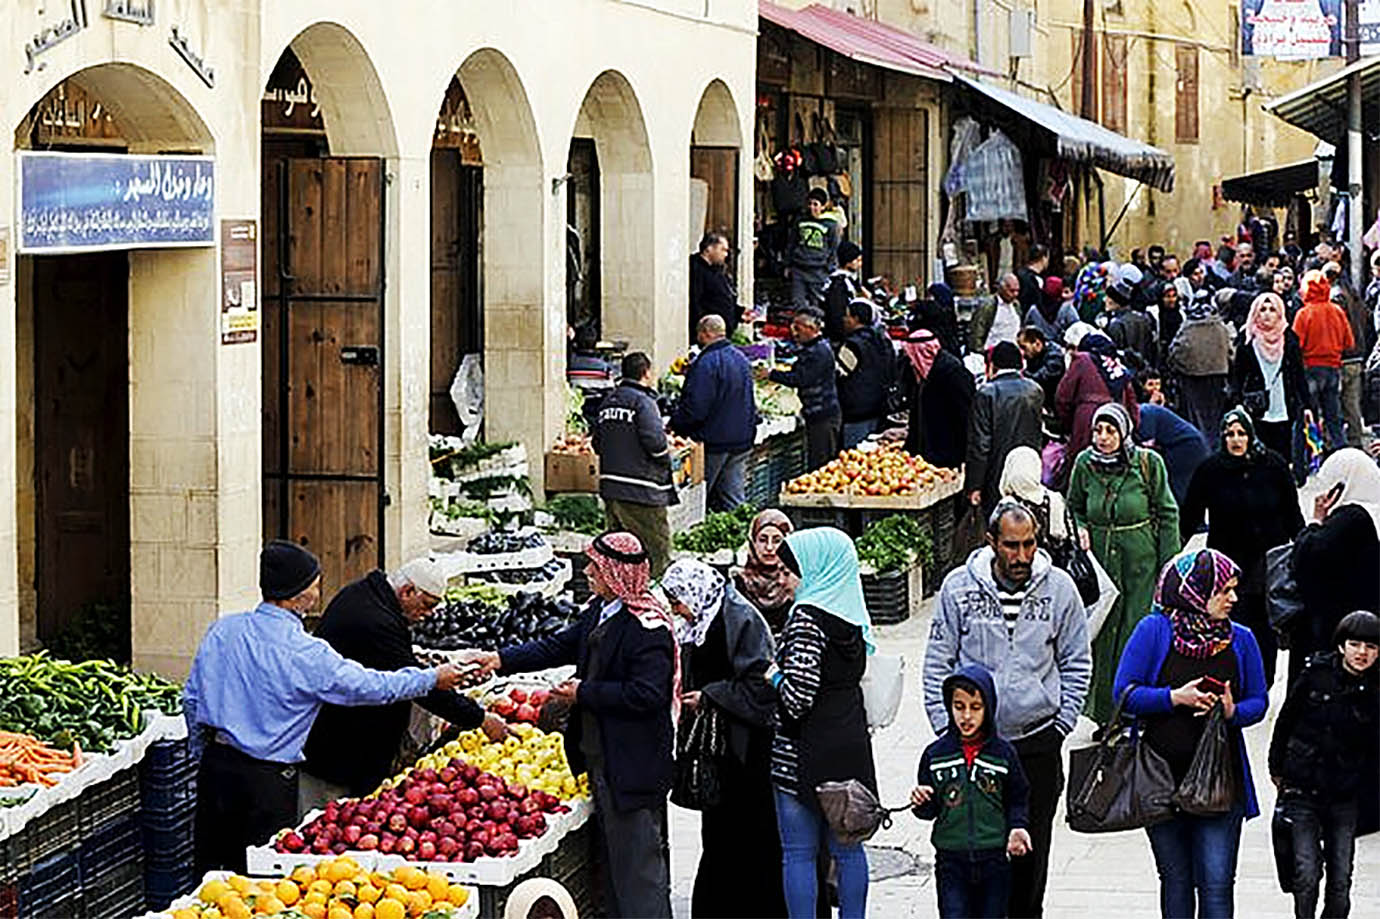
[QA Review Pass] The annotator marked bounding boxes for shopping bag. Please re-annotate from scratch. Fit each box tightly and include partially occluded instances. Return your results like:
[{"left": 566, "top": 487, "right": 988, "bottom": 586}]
[
  {"left": 1172, "top": 701, "right": 1235, "bottom": 816},
  {"left": 1066, "top": 685, "right": 1176, "bottom": 833},
  {"left": 860, "top": 653, "right": 904, "bottom": 730},
  {"left": 814, "top": 780, "right": 906, "bottom": 846},
  {"left": 1084, "top": 551, "right": 1119, "bottom": 642},
  {"left": 669, "top": 705, "right": 725, "bottom": 811}
]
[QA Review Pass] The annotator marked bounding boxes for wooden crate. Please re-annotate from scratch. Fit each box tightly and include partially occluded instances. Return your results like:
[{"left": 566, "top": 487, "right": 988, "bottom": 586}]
[{"left": 544, "top": 451, "right": 599, "bottom": 494}]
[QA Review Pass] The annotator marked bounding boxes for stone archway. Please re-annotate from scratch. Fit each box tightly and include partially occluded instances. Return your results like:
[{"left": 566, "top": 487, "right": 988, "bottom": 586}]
[
  {"left": 11, "top": 63, "right": 218, "bottom": 672},
  {"left": 690, "top": 79, "right": 744, "bottom": 283},
  {"left": 428, "top": 49, "right": 544, "bottom": 451},
  {"left": 569, "top": 70, "right": 654, "bottom": 352}
]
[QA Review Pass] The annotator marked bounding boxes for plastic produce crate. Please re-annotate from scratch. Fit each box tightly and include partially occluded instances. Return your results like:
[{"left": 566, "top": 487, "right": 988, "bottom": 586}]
[
  {"left": 139, "top": 740, "right": 197, "bottom": 817},
  {"left": 0, "top": 831, "right": 25, "bottom": 885},
  {"left": 141, "top": 809, "right": 195, "bottom": 873},
  {"left": 475, "top": 828, "right": 597, "bottom": 919},
  {"left": 22, "top": 799, "right": 78, "bottom": 867},
  {"left": 19, "top": 851, "right": 80, "bottom": 919},
  {"left": 83, "top": 858, "right": 144, "bottom": 919},
  {"left": 78, "top": 815, "right": 141, "bottom": 880},
  {"left": 78, "top": 768, "right": 141, "bottom": 836},
  {"left": 144, "top": 864, "right": 197, "bottom": 913}
]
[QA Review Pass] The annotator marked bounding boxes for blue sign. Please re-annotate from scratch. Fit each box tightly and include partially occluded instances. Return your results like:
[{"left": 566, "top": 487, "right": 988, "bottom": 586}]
[{"left": 18, "top": 152, "right": 215, "bottom": 253}]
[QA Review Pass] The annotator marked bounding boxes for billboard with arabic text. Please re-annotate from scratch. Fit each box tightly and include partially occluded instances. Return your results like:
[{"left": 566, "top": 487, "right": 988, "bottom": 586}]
[
  {"left": 17, "top": 152, "right": 215, "bottom": 253},
  {"left": 1242, "top": 0, "right": 1343, "bottom": 59}
]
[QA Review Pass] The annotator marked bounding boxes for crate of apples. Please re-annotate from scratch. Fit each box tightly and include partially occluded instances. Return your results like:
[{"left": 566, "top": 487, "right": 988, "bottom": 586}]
[
  {"left": 785, "top": 445, "right": 957, "bottom": 497},
  {"left": 483, "top": 685, "right": 549, "bottom": 725},
  {"left": 432, "top": 723, "right": 589, "bottom": 802}
]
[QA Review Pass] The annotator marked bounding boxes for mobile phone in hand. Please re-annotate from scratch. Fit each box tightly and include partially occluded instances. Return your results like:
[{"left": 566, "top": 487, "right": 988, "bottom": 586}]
[{"left": 1197, "top": 676, "right": 1226, "bottom": 695}]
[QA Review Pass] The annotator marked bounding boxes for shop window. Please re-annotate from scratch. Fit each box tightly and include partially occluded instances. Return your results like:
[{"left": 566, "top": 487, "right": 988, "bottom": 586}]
[
  {"left": 1175, "top": 44, "right": 1199, "bottom": 144},
  {"left": 1102, "top": 35, "right": 1127, "bottom": 134}
]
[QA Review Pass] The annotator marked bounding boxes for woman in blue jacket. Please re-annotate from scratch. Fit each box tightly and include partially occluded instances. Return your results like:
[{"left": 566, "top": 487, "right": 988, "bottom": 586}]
[{"left": 1112, "top": 548, "right": 1269, "bottom": 919}]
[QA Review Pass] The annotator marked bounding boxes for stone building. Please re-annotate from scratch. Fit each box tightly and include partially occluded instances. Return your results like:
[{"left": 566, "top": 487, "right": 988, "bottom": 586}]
[{"left": 0, "top": 0, "right": 757, "bottom": 675}]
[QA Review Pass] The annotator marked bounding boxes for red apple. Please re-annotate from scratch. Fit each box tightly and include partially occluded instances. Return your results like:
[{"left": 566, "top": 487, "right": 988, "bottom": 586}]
[
  {"left": 514, "top": 703, "right": 538, "bottom": 723},
  {"left": 342, "top": 825, "right": 362, "bottom": 845},
  {"left": 358, "top": 833, "right": 379, "bottom": 851},
  {"left": 396, "top": 836, "right": 416, "bottom": 856},
  {"left": 528, "top": 689, "right": 550, "bottom": 707},
  {"left": 510, "top": 688, "right": 528, "bottom": 704},
  {"left": 464, "top": 841, "right": 485, "bottom": 862},
  {"left": 418, "top": 840, "right": 437, "bottom": 861}
]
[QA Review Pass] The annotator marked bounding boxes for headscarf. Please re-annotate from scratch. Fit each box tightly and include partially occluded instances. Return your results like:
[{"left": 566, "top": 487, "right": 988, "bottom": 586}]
[
  {"left": 1081, "top": 332, "right": 1132, "bottom": 399},
  {"left": 1245, "top": 292, "right": 1287, "bottom": 364},
  {"left": 1039, "top": 276, "right": 1065, "bottom": 323},
  {"left": 902, "top": 327, "right": 942, "bottom": 380},
  {"left": 1063, "top": 320, "right": 1097, "bottom": 350},
  {"left": 784, "top": 528, "right": 875, "bottom": 654},
  {"left": 661, "top": 559, "right": 726, "bottom": 648},
  {"left": 587, "top": 532, "right": 682, "bottom": 717},
  {"left": 1072, "top": 262, "right": 1112, "bottom": 322},
  {"left": 1089, "top": 401, "right": 1134, "bottom": 466},
  {"left": 738, "top": 509, "right": 795, "bottom": 611},
  {"left": 926, "top": 281, "right": 955, "bottom": 313},
  {"left": 998, "top": 446, "right": 1067, "bottom": 540},
  {"left": 1153, "top": 549, "right": 1240, "bottom": 659},
  {"left": 1315, "top": 447, "right": 1380, "bottom": 535},
  {"left": 1219, "top": 406, "right": 1264, "bottom": 466}
]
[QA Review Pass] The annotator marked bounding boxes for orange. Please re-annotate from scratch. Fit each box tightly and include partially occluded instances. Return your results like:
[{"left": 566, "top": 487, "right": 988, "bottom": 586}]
[
  {"left": 327, "top": 907, "right": 353, "bottom": 919},
  {"left": 446, "top": 885, "right": 470, "bottom": 907},
  {"left": 332, "top": 880, "right": 357, "bottom": 899},
  {"left": 356, "top": 882, "right": 382, "bottom": 904},
  {"left": 200, "top": 880, "right": 232, "bottom": 904},
  {"left": 228, "top": 876, "right": 253, "bottom": 895},
  {"left": 353, "top": 905, "right": 375, "bottom": 919},
  {"left": 255, "top": 895, "right": 286, "bottom": 915},
  {"left": 223, "top": 898, "right": 252, "bottom": 919},
  {"left": 384, "top": 883, "right": 410, "bottom": 903},
  {"left": 406, "top": 890, "right": 432, "bottom": 917},
  {"left": 304, "top": 891, "right": 329, "bottom": 908},
  {"left": 276, "top": 881, "right": 300, "bottom": 907},
  {"left": 399, "top": 867, "right": 429, "bottom": 891},
  {"left": 292, "top": 867, "right": 317, "bottom": 886},
  {"left": 300, "top": 905, "right": 326, "bottom": 919},
  {"left": 425, "top": 874, "right": 448, "bottom": 901},
  {"left": 309, "top": 880, "right": 334, "bottom": 896},
  {"left": 374, "top": 900, "right": 405, "bottom": 919},
  {"left": 369, "top": 872, "right": 391, "bottom": 890},
  {"left": 327, "top": 859, "right": 359, "bottom": 884}
]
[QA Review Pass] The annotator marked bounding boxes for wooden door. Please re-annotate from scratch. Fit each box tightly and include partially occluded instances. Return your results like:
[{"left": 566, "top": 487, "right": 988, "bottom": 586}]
[
  {"left": 263, "top": 158, "right": 385, "bottom": 598},
  {"left": 33, "top": 252, "right": 130, "bottom": 641},
  {"left": 566, "top": 139, "right": 601, "bottom": 340},
  {"left": 690, "top": 146, "right": 740, "bottom": 253},
  {"left": 871, "top": 107, "right": 930, "bottom": 287},
  {"left": 429, "top": 149, "right": 483, "bottom": 435}
]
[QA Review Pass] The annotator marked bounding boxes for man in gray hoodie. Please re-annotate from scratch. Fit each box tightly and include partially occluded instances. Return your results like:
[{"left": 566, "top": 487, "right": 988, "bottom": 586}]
[{"left": 924, "top": 501, "right": 1092, "bottom": 918}]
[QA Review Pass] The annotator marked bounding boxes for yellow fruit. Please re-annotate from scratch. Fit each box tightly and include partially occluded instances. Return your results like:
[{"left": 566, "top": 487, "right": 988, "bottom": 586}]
[
  {"left": 229, "top": 876, "right": 253, "bottom": 895},
  {"left": 399, "top": 867, "right": 429, "bottom": 892},
  {"left": 447, "top": 885, "right": 470, "bottom": 906},
  {"left": 304, "top": 892, "right": 329, "bottom": 907},
  {"left": 224, "top": 898, "right": 252, "bottom": 919},
  {"left": 256, "top": 895, "right": 286, "bottom": 915},
  {"left": 332, "top": 880, "right": 357, "bottom": 899},
  {"left": 357, "top": 882, "right": 381, "bottom": 904},
  {"left": 292, "top": 867, "right": 317, "bottom": 886},
  {"left": 301, "top": 905, "right": 326, "bottom": 919},
  {"left": 384, "top": 883, "right": 410, "bottom": 903},
  {"left": 309, "top": 880, "right": 334, "bottom": 896},
  {"left": 374, "top": 900, "right": 405, "bottom": 919},
  {"left": 328, "top": 907, "right": 353, "bottom": 919},
  {"left": 276, "top": 881, "right": 300, "bottom": 906},
  {"left": 200, "top": 880, "right": 232, "bottom": 904},
  {"left": 316, "top": 862, "right": 333, "bottom": 880},
  {"left": 424, "top": 874, "right": 448, "bottom": 901},
  {"left": 406, "top": 890, "right": 432, "bottom": 917},
  {"left": 354, "top": 905, "right": 375, "bottom": 919},
  {"left": 256, "top": 881, "right": 277, "bottom": 896},
  {"left": 329, "top": 858, "right": 361, "bottom": 883},
  {"left": 173, "top": 910, "right": 201, "bottom": 919},
  {"left": 203, "top": 910, "right": 225, "bottom": 919}
]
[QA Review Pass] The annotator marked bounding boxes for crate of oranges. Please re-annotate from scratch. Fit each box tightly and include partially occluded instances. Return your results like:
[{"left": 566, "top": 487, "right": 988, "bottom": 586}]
[{"left": 147, "top": 858, "right": 477, "bottom": 919}]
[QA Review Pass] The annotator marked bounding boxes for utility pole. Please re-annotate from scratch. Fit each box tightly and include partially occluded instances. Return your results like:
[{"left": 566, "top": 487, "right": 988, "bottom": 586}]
[
  {"left": 1345, "top": 0, "right": 1364, "bottom": 290},
  {"left": 1080, "top": 0, "right": 1096, "bottom": 120}
]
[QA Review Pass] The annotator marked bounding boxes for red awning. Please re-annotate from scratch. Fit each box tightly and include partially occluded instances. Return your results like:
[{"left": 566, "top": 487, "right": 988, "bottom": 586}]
[{"left": 759, "top": 2, "right": 1000, "bottom": 82}]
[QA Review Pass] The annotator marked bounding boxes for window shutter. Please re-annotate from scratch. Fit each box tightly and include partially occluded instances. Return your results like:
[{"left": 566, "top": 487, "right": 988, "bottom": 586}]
[
  {"left": 1175, "top": 43, "right": 1199, "bottom": 144},
  {"left": 1102, "top": 35, "right": 1128, "bottom": 134}
]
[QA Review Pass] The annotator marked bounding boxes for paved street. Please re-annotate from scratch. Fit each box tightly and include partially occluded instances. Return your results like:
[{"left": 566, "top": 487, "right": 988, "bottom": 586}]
[{"left": 668, "top": 493, "right": 1380, "bottom": 917}]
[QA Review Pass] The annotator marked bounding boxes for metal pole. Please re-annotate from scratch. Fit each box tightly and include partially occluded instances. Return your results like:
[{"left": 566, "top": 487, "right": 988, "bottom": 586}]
[
  {"left": 1081, "top": 0, "right": 1097, "bottom": 120},
  {"left": 1345, "top": 0, "right": 1364, "bottom": 290}
]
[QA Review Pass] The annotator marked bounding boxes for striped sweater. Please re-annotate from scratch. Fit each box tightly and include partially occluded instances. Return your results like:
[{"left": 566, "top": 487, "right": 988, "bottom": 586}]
[{"left": 770, "top": 608, "right": 827, "bottom": 794}]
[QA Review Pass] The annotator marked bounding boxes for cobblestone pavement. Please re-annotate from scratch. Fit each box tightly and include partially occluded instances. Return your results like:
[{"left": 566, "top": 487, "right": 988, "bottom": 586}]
[{"left": 668, "top": 486, "right": 1380, "bottom": 917}]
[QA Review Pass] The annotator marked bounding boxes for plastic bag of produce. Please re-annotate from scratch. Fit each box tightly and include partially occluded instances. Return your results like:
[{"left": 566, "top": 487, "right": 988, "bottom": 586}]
[{"left": 814, "top": 779, "right": 905, "bottom": 846}]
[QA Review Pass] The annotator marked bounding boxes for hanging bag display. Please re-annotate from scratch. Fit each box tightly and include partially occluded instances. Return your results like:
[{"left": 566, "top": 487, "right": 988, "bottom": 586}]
[
  {"left": 753, "top": 121, "right": 775, "bottom": 183},
  {"left": 1066, "top": 684, "right": 1177, "bottom": 833},
  {"left": 670, "top": 704, "right": 726, "bottom": 811},
  {"left": 809, "top": 112, "right": 839, "bottom": 176},
  {"left": 1171, "top": 701, "right": 1235, "bottom": 816},
  {"left": 794, "top": 113, "right": 819, "bottom": 177}
]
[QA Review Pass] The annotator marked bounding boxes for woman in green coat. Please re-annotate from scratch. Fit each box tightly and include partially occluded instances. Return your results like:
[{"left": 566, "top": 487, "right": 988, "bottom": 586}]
[{"left": 1068, "top": 402, "right": 1182, "bottom": 723}]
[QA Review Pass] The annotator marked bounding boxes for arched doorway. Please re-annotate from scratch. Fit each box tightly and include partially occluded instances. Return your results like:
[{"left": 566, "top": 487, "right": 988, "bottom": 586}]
[
  {"left": 260, "top": 24, "right": 398, "bottom": 601},
  {"left": 690, "top": 79, "right": 743, "bottom": 267},
  {"left": 428, "top": 50, "right": 543, "bottom": 443},
  {"left": 567, "top": 70, "right": 654, "bottom": 351},
  {"left": 12, "top": 64, "right": 215, "bottom": 662}
]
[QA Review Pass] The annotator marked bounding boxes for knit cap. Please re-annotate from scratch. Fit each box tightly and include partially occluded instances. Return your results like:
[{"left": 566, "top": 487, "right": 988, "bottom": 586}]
[{"left": 260, "top": 540, "right": 321, "bottom": 600}]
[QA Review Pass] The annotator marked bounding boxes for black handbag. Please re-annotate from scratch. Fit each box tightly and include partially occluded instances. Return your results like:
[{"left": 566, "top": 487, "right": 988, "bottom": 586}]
[
  {"left": 771, "top": 168, "right": 809, "bottom": 216},
  {"left": 1050, "top": 505, "right": 1100, "bottom": 606},
  {"left": 670, "top": 704, "right": 726, "bottom": 811},
  {"left": 809, "top": 114, "right": 840, "bottom": 176},
  {"left": 1172, "top": 701, "right": 1235, "bottom": 815},
  {"left": 1066, "top": 685, "right": 1177, "bottom": 833},
  {"left": 1266, "top": 541, "right": 1304, "bottom": 641}
]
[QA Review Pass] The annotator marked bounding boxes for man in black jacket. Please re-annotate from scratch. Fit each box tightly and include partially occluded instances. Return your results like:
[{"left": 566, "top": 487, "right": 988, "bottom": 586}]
[
  {"left": 596, "top": 352, "right": 677, "bottom": 577},
  {"left": 1017, "top": 326, "right": 1065, "bottom": 408},
  {"left": 1016, "top": 244, "right": 1049, "bottom": 313},
  {"left": 468, "top": 533, "right": 676, "bottom": 919},
  {"left": 760, "top": 308, "right": 841, "bottom": 471},
  {"left": 836, "top": 299, "right": 894, "bottom": 448},
  {"left": 688, "top": 232, "right": 739, "bottom": 343},
  {"left": 966, "top": 342, "right": 1044, "bottom": 514},
  {"left": 823, "top": 240, "right": 864, "bottom": 343},
  {"left": 301, "top": 559, "right": 504, "bottom": 807},
  {"left": 670, "top": 315, "right": 757, "bottom": 511}
]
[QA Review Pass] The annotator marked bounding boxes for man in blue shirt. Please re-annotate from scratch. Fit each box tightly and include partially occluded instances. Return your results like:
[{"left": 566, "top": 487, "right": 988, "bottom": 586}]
[{"left": 184, "top": 540, "right": 465, "bottom": 873}]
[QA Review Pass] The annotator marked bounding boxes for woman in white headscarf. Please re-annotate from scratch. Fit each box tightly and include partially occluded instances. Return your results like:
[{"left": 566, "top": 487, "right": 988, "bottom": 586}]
[
  {"left": 662, "top": 559, "right": 783, "bottom": 919},
  {"left": 998, "top": 445, "right": 1070, "bottom": 545}
]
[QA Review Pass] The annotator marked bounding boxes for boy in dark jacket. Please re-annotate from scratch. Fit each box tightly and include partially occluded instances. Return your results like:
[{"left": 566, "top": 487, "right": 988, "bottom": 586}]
[
  {"left": 761, "top": 308, "right": 840, "bottom": 471},
  {"left": 788, "top": 188, "right": 841, "bottom": 311},
  {"left": 912, "top": 664, "right": 1031, "bottom": 919},
  {"left": 1270, "top": 611, "right": 1379, "bottom": 919}
]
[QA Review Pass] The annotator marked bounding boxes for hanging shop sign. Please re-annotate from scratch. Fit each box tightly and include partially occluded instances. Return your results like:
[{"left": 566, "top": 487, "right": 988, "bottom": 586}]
[
  {"left": 29, "top": 81, "right": 124, "bottom": 147},
  {"left": 103, "top": 0, "right": 155, "bottom": 26},
  {"left": 220, "top": 219, "right": 257, "bottom": 344},
  {"left": 1361, "top": 0, "right": 1380, "bottom": 55},
  {"left": 262, "top": 50, "right": 324, "bottom": 132},
  {"left": 1242, "top": 0, "right": 1343, "bottom": 59},
  {"left": 17, "top": 151, "right": 215, "bottom": 253}
]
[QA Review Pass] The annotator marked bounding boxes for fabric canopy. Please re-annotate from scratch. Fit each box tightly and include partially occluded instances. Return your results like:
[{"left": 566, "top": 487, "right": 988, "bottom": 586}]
[
  {"left": 759, "top": 1, "right": 998, "bottom": 81},
  {"left": 1265, "top": 57, "right": 1380, "bottom": 147},
  {"left": 1220, "top": 159, "right": 1319, "bottom": 207},
  {"left": 949, "top": 74, "right": 1176, "bottom": 192}
]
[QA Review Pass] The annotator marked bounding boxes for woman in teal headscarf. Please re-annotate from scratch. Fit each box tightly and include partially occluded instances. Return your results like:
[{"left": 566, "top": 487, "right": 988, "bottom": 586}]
[{"left": 768, "top": 527, "right": 877, "bottom": 919}]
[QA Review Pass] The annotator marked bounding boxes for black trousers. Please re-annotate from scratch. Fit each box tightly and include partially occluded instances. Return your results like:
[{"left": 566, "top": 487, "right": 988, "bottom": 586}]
[
  {"left": 590, "top": 768, "right": 671, "bottom": 919},
  {"left": 804, "top": 414, "right": 841, "bottom": 472},
  {"left": 1009, "top": 725, "right": 1065, "bottom": 918},
  {"left": 1235, "top": 589, "right": 1278, "bottom": 688},
  {"left": 194, "top": 742, "right": 299, "bottom": 875}
]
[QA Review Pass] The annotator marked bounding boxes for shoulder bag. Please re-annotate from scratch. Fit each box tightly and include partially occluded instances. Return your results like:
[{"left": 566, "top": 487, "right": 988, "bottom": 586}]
[
  {"left": 1265, "top": 541, "right": 1304, "bottom": 640},
  {"left": 1066, "top": 683, "right": 1177, "bottom": 833},
  {"left": 1172, "top": 701, "right": 1235, "bottom": 815},
  {"left": 669, "top": 704, "right": 726, "bottom": 811},
  {"left": 1050, "top": 503, "right": 1100, "bottom": 606}
]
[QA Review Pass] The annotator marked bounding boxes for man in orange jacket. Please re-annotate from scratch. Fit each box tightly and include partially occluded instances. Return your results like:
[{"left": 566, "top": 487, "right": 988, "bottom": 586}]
[{"left": 1292, "top": 269, "right": 1355, "bottom": 451}]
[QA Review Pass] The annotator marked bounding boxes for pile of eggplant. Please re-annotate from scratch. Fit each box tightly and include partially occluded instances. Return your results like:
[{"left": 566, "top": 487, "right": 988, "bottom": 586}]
[
  {"left": 468, "top": 530, "right": 546, "bottom": 554},
  {"left": 413, "top": 592, "right": 580, "bottom": 651},
  {"left": 468, "top": 558, "right": 566, "bottom": 586}
]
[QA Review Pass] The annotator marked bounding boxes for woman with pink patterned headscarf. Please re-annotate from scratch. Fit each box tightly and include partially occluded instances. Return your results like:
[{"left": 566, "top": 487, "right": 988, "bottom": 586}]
[{"left": 488, "top": 531, "right": 678, "bottom": 917}]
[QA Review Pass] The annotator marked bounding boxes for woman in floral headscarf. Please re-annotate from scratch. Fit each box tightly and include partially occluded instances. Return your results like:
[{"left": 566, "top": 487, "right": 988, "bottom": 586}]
[
  {"left": 662, "top": 559, "right": 783, "bottom": 919},
  {"left": 733, "top": 509, "right": 796, "bottom": 633},
  {"left": 1113, "top": 548, "right": 1270, "bottom": 919}
]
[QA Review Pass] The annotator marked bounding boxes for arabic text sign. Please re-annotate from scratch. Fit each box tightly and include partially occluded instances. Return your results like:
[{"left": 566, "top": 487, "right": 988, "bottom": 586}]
[
  {"left": 1242, "top": 0, "right": 1342, "bottom": 60},
  {"left": 18, "top": 152, "right": 215, "bottom": 252},
  {"left": 1363, "top": 0, "right": 1380, "bottom": 55}
]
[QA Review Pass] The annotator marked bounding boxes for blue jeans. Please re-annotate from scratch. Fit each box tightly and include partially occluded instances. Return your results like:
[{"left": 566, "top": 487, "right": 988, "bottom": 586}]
[
  {"left": 1281, "top": 795, "right": 1357, "bottom": 918},
  {"left": 1306, "top": 366, "right": 1346, "bottom": 452},
  {"left": 841, "top": 419, "right": 878, "bottom": 450},
  {"left": 773, "top": 786, "right": 868, "bottom": 919},
  {"left": 935, "top": 850, "right": 1010, "bottom": 919},
  {"left": 703, "top": 449, "right": 748, "bottom": 512},
  {"left": 1145, "top": 804, "right": 1245, "bottom": 918}
]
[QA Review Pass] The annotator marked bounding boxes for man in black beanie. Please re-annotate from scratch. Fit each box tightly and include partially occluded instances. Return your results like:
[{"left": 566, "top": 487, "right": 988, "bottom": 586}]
[
  {"left": 823, "top": 238, "right": 864, "bottom": 343},
  {"left": 183, "top": 540, "right": 467, "bottom": 873},
  {"left": 966, "top": 341, "right": 1045, "bottom": 515}
]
